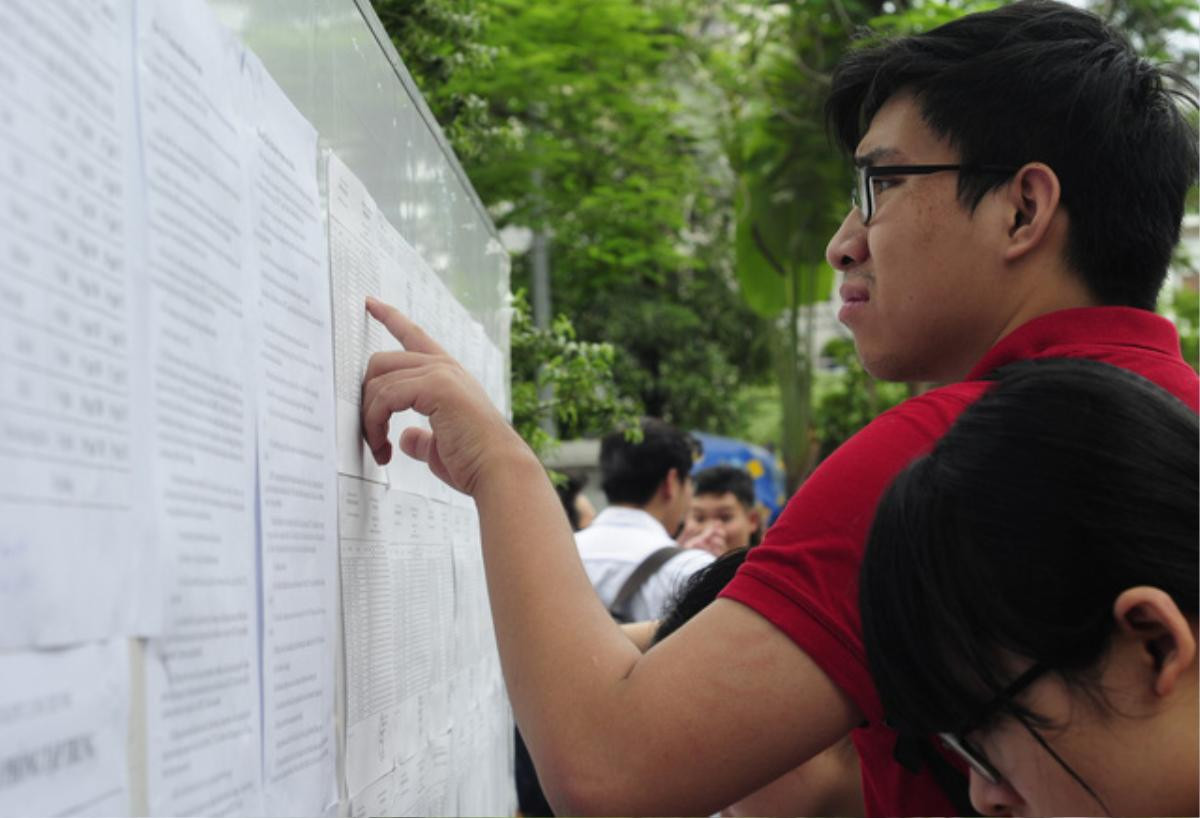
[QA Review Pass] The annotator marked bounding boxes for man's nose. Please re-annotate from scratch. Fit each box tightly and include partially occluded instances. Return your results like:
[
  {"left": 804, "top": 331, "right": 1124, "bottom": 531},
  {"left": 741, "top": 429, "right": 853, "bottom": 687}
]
[{"left": 825, "top": 208, "right": 868, "bottom": 272}]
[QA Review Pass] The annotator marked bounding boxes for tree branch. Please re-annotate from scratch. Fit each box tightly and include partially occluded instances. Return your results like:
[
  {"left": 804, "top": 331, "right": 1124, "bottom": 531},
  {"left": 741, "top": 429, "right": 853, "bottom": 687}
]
[{"left": 752, "top": 223, "right": 789, "bottom": 278}]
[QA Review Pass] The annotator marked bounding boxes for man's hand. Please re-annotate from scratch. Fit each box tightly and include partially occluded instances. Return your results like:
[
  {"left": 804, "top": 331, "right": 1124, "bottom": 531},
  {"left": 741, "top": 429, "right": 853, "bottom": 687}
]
[
  {"left": 361, "top": 297, "right": 532, "bottom": 496},
  {"left": 678, "top": 522, "right": 728, "bottom": 556}
]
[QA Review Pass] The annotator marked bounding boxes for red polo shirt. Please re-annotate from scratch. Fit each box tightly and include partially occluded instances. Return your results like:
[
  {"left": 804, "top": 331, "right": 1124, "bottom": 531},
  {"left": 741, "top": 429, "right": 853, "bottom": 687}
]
[{"left": 720, "top": 306, "right": 1199, "bottom": 817}]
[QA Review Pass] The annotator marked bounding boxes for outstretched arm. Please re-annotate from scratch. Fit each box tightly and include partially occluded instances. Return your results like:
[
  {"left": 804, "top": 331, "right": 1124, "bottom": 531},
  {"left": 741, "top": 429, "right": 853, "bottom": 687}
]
[{"left": 361, "top": 298, "right": 861, "bottom": 815}]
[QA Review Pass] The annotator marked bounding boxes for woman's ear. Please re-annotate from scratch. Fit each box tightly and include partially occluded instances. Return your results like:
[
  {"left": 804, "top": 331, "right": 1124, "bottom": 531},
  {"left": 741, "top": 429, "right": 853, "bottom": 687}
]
[
  {"left": 1113, "top": 587, "right": 1197, "bottom": 697},
  {"left": 1001, "top": 162, "right": 1062, "bottom": 263}
]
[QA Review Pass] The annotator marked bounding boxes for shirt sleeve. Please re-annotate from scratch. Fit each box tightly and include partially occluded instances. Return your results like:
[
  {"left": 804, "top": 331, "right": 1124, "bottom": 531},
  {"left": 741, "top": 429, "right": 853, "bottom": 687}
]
[{"left": 719, "top": 386, "right": 981, "bottom": 723}]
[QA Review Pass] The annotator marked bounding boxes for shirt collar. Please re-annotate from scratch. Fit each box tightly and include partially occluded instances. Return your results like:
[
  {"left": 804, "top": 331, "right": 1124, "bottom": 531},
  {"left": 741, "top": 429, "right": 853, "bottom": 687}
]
[
  {"left": 965, "top": 306, "right": 1182, "bottom": 381},
  {"left": 591, "top": 506, "right": 671, "bottom": 538}
]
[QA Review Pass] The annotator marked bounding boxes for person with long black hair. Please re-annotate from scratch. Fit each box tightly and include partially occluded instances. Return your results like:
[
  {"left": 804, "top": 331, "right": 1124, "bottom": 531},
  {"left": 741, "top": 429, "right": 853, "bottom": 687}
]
[{"left": 862, "top": 358, "right": 1198, "bottom": 817}]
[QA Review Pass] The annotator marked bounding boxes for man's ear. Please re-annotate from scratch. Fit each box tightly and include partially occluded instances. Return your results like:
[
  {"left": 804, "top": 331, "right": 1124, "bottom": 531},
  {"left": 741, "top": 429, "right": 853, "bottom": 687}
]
[
  {"left": 1113, "top": 586, "right": 1197, "bottom": 697},
  {"left": 659, "top": 468, "right": 680, "bottom": 501},
  {"left": 1001, "top": 162, "right": 1062, "bottom": 263}
]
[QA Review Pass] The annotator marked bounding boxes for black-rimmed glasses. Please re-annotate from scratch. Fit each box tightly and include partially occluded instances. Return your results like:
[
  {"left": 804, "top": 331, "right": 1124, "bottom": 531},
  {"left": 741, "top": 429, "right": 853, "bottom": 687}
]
[
  {"left": 936, "top": 662, "right": 1048, "bottom": 785},
  {"left": 852, "top": 164, "right": 1018, "bottom": 225},
  {"left": 936, "top": 662, "right": 1113, "bottom": 814}
]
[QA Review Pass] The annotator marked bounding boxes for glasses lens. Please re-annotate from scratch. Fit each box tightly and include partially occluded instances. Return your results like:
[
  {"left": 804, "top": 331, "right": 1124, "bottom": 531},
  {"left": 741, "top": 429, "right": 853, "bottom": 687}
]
[
  {"left": 855, "top": 167, "right": 871, "bottom": 223},
  {"left": 939, "top": 732, "right": 1001, "bottom": 785}
]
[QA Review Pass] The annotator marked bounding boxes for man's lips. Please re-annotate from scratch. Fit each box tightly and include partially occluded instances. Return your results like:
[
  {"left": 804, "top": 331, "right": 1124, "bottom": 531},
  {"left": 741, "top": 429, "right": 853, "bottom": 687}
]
[
  {"left": 838, "top": 280, "right": 870, "bottom": 324},
  {"left": 839, "top": 281, "right": 870, "bottom": 304}
]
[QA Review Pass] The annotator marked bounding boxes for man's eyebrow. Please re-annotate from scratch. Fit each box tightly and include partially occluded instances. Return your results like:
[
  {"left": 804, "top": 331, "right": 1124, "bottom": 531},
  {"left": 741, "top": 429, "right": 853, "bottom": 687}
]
[{"left": 853, "top": 147, "right": 903, "bottom": 167}]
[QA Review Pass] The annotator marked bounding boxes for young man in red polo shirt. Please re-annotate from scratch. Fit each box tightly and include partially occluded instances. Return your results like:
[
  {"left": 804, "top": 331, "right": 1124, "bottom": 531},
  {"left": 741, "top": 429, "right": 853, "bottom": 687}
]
[{"left": 360, "top": 2, "right": 1199, "bottom": 814}]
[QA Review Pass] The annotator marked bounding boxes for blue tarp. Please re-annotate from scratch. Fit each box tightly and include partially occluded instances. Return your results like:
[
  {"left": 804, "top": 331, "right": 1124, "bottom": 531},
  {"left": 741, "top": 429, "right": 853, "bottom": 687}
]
[{"left": 690, "top": 432, "right": 787, "bottom": 524}]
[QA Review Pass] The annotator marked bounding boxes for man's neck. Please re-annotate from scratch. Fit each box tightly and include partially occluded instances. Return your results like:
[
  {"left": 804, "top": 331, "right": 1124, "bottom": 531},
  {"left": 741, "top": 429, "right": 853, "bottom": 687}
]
[
  {"left": 994, "top": 272, "right": 1100, "bottom": 351},
  {"left": 943, "top": 263, "right": 1101, "bottom": 384},
  {"left": 611, "top": 502, "right": 672, "bottom": 532}
]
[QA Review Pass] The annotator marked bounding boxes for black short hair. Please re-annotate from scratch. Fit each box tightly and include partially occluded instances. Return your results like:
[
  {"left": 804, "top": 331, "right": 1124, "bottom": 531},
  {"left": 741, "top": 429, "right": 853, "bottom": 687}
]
[
  {"left": 826, "top": 0, "right": 1199, "bottom": 310},
  {"left": 554, "top": 471, "right": 587, "bottom": 531},
  {"left": 599, "top": 418, "right": 700, "bottom": 506},
  {"left": 861, "top": 358, "right": 1198, "bottom": 739},
  {"left": 692, "top": 465, "right": 756, "bottom": 509}
]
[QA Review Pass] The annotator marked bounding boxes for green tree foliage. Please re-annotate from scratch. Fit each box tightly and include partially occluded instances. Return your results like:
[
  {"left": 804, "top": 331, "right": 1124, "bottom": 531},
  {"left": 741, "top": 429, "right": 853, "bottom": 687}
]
[
  {"left": 865, "top": 0, "right": 998, "bottom": 36},
  {"left": 508, "top": 290, "right": 642, "bottom": 458},
  {"left": 812, "top": 338, "right": 908, "bottom": 461},
  {"left": 374, "top": 0, "right": 772, "bottom": 435},
  {"left": 710, "top": 0, "right": 887, "bottom": 489},
  {"left": 376, "top": 0, "right": 1196, "bottom": 469},
  {"left": 373, "top": 2, "right": 502, "bottom": 163},
  {"left": 1090, "top": 0, "right": 1198, "bottom": 69},
  {"left": 1166, "top": 287, "right": 1199, "bottom": 371}
]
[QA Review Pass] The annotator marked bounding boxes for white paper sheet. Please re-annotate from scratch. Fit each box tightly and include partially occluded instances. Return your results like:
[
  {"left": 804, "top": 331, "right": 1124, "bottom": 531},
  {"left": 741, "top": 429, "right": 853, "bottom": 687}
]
[
  {"left": 416, "top": 732, "right": 453, "bottom": 817},
  {"left": 461, "top": 319, "right": 487, "bottom": 390},
  {"left": 393, "top": 752, "right": 421, "bottom": 815},
  {"left": 338, "top": 476, "right": 399, "bottom": 797},
  {"left": 139, "top": 1, "right": 262, "bottom": 813},
  {"left": 377, "top": 225, "right": 438, "bottom": 498},
  {"left": 450, "top": 504, "right": 487, "bottom": 669},
  {"left": 242, "top": 50, "right": 339, "bottom": 817},
  {"left": 0, "top": 640, "right": 130, "bottom": 817},
  {"left": 348, "top": 767, "right": 395, "bottom": 818},
  {"left": 0, "top": 2, "right": 516, "bottom": 813},
  {"left": 340, "top": 480, "right": 489, "bottom": 804},
  {"left": 327, "top": 152, "right": 457, "bottom": 498},
  {"left": 0, "top": 0, "right": 154, "bottom": 648},
  {"left": 390, "top": 493, "right": 435, "bottom": 710},
  {"left": 327, "top": 153, "right": 390, "bottom": 483}
]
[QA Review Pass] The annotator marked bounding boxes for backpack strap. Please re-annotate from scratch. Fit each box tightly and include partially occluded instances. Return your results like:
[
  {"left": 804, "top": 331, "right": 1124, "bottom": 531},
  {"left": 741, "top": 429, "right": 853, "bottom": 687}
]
[{"left": 609, "top": 546, "right": 684, "bottom": 622}]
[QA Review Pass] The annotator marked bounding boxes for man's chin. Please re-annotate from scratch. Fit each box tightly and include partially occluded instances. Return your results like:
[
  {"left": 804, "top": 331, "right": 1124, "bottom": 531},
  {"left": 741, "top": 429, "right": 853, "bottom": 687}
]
[{"left": 859, "top": 348, "right": 915, "bottom": 383}]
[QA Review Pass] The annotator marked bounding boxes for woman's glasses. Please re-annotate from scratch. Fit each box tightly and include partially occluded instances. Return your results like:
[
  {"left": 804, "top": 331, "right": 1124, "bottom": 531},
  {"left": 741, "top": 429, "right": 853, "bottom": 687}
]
[
  {"left": 936, "top": 662, "right": 1113, "bottom": 815},
  {"left": 936, "top": 661, "right": 1048, "bottom": 785}
]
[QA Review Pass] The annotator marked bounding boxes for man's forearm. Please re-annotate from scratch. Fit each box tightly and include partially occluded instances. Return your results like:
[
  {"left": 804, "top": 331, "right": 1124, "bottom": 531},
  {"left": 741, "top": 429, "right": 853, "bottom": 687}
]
[
  {"left": 360, "top": 300, "right": 860, "bottom": 815},
  {"left": 472, "top": 449, "right": 644, "bottom": 808}
]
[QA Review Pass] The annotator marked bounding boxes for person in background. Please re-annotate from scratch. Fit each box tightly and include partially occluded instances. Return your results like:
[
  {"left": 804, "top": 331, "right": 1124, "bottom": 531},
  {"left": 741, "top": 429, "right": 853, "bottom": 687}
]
[
  {"left": 359, "top": 2, "right": 1198, "bottom": 812},
  {"left": 554, "top": 471, "right": 596, "bottom": 532},
  {"left": 572, "top": 419, "right": 714, "bottom": 622},
  {"left": 575, "top": 492, "right": 596, "bottom": 530},
  {"left": 678, "top": 465, "right": 762, "bottom": 556},
  {"left": 861, "top": 358, "right": 1198, "bottom": 817}
]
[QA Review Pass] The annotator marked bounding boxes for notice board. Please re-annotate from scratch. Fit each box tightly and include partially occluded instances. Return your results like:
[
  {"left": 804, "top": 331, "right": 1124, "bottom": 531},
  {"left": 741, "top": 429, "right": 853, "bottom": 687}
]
[{"left": 0, "top": 0, "right": 515, "bottom": 815}]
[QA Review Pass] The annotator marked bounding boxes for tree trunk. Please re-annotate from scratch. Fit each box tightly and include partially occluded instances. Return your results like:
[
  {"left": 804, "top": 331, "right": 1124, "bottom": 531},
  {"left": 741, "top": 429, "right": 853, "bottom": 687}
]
[{"left": 776, "top": 261, "right": 818, "bottom": 495}]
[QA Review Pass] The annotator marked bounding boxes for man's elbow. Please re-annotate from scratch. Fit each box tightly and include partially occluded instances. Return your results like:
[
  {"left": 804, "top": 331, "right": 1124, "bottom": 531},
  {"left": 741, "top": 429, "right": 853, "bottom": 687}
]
[
  {"left": 537, "top": 752, "right": 647, "bottom": 816},
  {"left": 538, "top": 757, "right": 612, "bottom": 816}
]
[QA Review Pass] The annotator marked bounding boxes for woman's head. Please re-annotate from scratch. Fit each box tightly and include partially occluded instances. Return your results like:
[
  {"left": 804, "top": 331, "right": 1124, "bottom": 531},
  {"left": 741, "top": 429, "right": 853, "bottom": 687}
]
[
  {"left": 653, "top": 547, "right": 749, "bottom": 643},
  {"left": 861, "top": 358, "right": 1198, "bottom": 816}
]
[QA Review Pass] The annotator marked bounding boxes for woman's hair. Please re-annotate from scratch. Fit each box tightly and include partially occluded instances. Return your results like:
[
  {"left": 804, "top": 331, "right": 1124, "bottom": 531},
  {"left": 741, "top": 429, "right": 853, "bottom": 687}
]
[
  {"left": 654, "top": 548, "right": 749, "bottom": 644},
  {"left": 861, "top": 358, "right": 1198, "bottom": 736}
]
